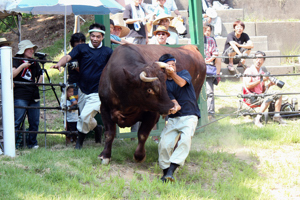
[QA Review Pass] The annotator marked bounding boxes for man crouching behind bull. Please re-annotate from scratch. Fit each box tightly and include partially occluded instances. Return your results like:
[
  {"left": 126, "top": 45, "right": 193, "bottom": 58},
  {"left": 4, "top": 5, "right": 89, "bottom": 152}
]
[
  {"left": 158, "top": 54, "right": 200, "bottom": 182},
  {"left": 52, "top": 23, "right": 113, "bottom": 149}
]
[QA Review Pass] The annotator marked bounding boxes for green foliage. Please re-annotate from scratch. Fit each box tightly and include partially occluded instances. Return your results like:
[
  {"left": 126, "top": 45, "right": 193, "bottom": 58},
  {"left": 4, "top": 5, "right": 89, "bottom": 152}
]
[{"left": 0, "top": 14, "right": 33, "bottom": 33}]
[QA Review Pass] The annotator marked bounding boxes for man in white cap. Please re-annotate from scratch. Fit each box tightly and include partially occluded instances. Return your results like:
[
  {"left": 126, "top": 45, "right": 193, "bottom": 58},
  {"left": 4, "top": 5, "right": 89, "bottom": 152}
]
[
  {"left": 13, "top": 40, "right": 42, "bottom": 149},
  {"left": 52, "top": 23, "right": 113, "bottom": 149}
]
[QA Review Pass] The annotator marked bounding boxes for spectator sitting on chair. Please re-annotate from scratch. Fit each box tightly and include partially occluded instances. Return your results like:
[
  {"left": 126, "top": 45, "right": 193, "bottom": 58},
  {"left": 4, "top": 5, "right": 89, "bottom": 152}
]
[
  {"left": 222, "top": 20, "right": 254, "bottom": 72},
  {"left": 243, "top": 51, "right": 286, "bottom": 128},
  {"left": 52, "top": 23, "right": 112, "bottom": 149},
  {"left": 149, "top": 25, "right": 170, "bottom": 45},
  {"left": 152, "top": 13, "right": 178, "bottom": 45},
  {"left": 203, "top": 25, "right": 221, "bottom": 120},
  {"left": 13, "top": 40, "right": 43, "bottom": 149}
]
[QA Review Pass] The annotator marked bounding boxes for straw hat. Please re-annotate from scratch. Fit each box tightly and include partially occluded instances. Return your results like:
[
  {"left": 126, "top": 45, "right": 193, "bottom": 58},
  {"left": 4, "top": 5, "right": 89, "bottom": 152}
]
[
  {"left": 153, "top": 26, "right": 170, "bottom": 37},
  {"left": 114, "top": 23, "right": 130, "bottom": 38},
  {"left": 0, "top": 38, "right": 13, "bottom": 46},
  {"left": 16, "top": 40, "right": 38, "bottom": 55},
  {"left": 153, "top": 13, "right": 174, "bottom": 26}
]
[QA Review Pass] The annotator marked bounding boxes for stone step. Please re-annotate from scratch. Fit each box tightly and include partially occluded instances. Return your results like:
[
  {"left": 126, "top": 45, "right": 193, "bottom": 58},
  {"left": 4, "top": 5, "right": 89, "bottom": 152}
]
[
  {"left": 220, "top": 65, "right": 294, "bottom": 82},
  {"left": 216, "top": 9, "right": 244, "bottom": 23},
  {"left": 219, "top": 50, "right": 281, "bottom": 68},
  {"left": 221, "top": 22, "right": 256, "bottom": 37},
  {"left": 215, "top": 36, "right": 268, "bottom": 52},
  {"left": 178, "top": 36, "right": 269, "bottom": 52}
]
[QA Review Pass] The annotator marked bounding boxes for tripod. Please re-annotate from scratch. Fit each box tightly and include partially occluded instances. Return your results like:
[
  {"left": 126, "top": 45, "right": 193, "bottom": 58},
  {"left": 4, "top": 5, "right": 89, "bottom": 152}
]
[{"left": 36, "top": 57, "right": 61, "bottom": 148}]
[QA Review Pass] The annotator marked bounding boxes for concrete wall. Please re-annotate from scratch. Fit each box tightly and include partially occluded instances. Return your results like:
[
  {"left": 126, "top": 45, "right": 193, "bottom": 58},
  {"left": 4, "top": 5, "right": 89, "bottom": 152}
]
[
  {"left": 231, "top": 0, "right": 300, "bottom": 20},
  {"left": 256, "top": 21, "right": 300, "bottom": 52},
  {"left": 145, "top": 0, "right": 300, "bottom": 20}
]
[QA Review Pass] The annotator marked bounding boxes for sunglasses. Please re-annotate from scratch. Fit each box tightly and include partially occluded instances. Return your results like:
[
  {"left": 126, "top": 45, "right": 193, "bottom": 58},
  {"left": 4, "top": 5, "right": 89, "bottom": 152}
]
[{"left": 156, "top": 32, "right": 166, "bottom": 36}]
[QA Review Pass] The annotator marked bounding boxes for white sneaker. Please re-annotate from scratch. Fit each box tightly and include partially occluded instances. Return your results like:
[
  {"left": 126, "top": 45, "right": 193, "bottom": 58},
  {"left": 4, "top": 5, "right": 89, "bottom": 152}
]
[
  {"left": 0, "top": 149, "right": 3, "bottom": 155},
  {"left": 273, "top": 116, "right": 287, "bottom": 125},
  {"left": 32, "top": 145, "right": 39, "bottom": 149},
  {"left": 254, "top": 116, "right": 264, "bottom": 128}
]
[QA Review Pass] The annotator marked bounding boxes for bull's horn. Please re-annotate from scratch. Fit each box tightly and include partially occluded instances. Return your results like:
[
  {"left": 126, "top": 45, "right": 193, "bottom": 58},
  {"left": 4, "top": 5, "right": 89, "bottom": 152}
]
[
  {"left": 155, "top": 62, "right": 169, "bottom": 68},
  {"left": 139, "top": 71, "right": 158, "bottom": 82}
]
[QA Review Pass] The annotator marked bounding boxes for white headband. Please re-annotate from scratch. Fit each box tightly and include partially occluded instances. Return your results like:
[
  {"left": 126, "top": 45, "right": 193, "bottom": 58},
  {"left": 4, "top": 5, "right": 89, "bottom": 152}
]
[{"left": 88, "top": 29, "right": 105, "bottom": 34}]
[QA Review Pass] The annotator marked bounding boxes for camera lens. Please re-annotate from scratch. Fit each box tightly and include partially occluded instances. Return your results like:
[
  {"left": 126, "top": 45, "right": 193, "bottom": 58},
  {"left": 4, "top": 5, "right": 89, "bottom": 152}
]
[{"left": 276, "top": 80, "right": 285, "bottom": 88}]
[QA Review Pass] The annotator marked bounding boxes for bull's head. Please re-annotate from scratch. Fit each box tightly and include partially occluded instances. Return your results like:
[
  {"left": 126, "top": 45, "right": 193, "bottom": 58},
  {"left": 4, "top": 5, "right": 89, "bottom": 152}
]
[{"left": 122, "top": 62, "right": 174, "bottom": 115}]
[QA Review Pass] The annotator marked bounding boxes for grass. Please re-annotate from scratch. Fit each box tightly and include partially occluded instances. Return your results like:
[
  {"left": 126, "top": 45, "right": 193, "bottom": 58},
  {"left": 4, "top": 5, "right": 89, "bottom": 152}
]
[{"left": 2, "top": 75, "right": 300, "bottom": 199}]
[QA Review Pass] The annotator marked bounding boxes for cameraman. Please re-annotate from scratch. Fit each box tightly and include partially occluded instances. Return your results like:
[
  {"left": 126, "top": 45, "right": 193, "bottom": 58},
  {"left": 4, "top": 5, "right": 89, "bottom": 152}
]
[
  {"left": 243, "top": 51, "right": 286, "bottom": 127},
  {"left": 13, "top": 40, "right": 43, "bottom": 149}
]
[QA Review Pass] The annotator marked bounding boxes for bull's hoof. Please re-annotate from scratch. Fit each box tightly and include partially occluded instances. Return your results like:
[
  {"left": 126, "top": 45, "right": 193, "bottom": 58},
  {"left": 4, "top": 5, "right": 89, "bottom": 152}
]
[
  {"left": 98, "top": 155, "right": 111, "bottom": 165},
  {"left": 133, "top": 155, "right": 146, "bottom": 163}
]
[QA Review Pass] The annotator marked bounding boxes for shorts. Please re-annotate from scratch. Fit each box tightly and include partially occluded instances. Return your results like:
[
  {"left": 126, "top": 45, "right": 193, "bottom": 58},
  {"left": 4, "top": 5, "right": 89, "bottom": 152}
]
[{"left": 222, "top": 47, "right": 250, "bottom": 64}]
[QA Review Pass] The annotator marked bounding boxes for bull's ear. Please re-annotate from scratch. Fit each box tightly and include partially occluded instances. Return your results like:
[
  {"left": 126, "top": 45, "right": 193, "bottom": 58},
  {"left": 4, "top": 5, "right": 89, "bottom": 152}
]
[{"left": 123, "top": 68, "right": 135, "bottom": 84}]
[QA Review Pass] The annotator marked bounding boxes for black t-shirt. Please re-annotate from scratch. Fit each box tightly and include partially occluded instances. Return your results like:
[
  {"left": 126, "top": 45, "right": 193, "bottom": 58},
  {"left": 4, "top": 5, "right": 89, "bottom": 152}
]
[
  {"left": 167, "top": 70, "right": 201, "bottom": 119},
  {"left": 13, "top": 58, "right": 42, "bottom": 100},
  {"left": 123, "top": 4, "right": 146, "bottom": 38},
  {"left": 224, "top": 31, "right": 250, "bottom": 50},
  {"left": 68, "top": 43, "right": 113, "bottom": 94}
]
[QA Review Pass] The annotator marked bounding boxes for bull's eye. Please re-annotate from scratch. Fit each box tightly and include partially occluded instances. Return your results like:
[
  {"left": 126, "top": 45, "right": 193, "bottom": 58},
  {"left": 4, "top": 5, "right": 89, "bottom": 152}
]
[{"left": 147, "top": 88, "right": 155, "bottom": 95}]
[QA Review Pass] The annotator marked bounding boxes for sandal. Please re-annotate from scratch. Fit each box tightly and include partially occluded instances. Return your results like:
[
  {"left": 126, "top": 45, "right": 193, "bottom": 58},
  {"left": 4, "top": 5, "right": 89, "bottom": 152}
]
[{"left": 227, "top": 64, "right": 235, "bottom": 72}]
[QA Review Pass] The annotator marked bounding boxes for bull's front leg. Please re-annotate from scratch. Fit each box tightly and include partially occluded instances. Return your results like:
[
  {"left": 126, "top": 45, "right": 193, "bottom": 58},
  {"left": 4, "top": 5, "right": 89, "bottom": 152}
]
[
  {"left": 134, "top": 112, "right": 160, "bottom": 163},
  {"left": 98, "top": 106, "right": 116, "bottom": 165}
]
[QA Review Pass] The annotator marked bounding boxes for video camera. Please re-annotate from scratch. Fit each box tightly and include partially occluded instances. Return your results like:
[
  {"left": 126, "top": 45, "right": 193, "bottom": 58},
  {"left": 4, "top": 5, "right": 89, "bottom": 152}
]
[
  {"left": 34, "top": 52, "right": 47, "bottom": 64},
  {"left": 265, "top": 72, "right": 285, "bottom": 88},
  {"left": 68, "top": 61, "right": 78, "bottom": 70}
]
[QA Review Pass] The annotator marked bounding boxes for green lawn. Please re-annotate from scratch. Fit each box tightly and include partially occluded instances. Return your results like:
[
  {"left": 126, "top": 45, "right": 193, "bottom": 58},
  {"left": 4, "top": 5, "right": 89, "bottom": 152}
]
[{"left": 2, "top": 73, "right": 300, "bottom": 199}]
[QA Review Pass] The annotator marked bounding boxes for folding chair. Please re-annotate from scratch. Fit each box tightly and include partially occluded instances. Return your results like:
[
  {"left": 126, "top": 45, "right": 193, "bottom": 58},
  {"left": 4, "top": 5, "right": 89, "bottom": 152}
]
[{"left": 237, "top": 87, "right": 271, "bottom": 123}]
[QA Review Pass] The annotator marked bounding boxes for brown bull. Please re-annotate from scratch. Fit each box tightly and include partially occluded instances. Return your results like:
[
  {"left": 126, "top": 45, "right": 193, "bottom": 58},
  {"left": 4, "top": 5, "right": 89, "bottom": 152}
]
[{"left": 98, "top": 44, "right": 206, "bottom": 164}]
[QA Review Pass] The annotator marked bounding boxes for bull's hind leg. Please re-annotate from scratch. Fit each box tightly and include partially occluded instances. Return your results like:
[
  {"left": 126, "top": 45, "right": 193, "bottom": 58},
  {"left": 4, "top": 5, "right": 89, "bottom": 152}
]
[
  {"left": 98, "top": 105, "right": 116, "bottom": 165},
  {"left": 134, "top": 112, "right": 160, "bottom": 163}
]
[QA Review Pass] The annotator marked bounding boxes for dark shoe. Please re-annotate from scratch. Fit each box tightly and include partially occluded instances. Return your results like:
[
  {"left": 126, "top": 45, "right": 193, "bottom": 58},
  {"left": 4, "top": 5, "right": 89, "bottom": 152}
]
[
  {"left": 164, "top": 163, "right": 179, "bottom": 182},
  {"left": 94, "top": 125, "right": 103, "bottom": 143},
  {"left": 227, "top": 64, "right": 235, "bottom": 72},
  {"left": 75, "top": 132, "right": 86, "bottom": 149},
  {"left": 161, "top": 168, "right": 169, "bottom": 182}
]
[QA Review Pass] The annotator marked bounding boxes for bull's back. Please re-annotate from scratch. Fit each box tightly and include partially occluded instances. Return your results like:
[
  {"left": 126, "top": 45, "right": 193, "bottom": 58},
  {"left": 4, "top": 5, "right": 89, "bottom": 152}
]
[{"left": 100, "top": 44, "right": 206, "bottom": 99}]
